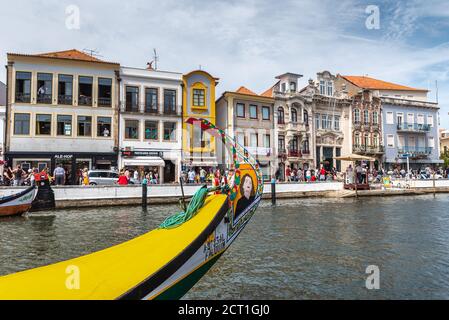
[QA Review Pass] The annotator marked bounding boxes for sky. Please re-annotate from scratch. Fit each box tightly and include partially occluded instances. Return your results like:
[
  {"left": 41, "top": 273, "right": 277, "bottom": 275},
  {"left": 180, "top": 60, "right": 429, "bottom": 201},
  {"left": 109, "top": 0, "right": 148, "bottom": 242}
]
[{"left": 1, "top": 0, "right": 449, "bottom": 127}]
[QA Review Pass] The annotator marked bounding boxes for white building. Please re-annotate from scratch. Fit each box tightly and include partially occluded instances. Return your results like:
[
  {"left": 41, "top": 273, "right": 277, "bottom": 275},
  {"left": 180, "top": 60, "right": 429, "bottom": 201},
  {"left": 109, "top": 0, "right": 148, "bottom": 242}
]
[
  {"left": 5, "top": 50, "right": 120, "bottom": 184},
  {"left": 119, "top": 66, "right": 183, "bottom": 183},
  {"left": 0, "top": 81, "right": 6, "bottom": 174}
]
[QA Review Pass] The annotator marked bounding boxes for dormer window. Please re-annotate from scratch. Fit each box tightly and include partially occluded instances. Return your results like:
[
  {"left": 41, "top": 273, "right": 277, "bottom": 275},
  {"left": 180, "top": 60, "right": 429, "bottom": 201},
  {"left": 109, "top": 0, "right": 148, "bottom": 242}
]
[
  {"left": 327, "top": 81, "right": 333, "bottom": 96},
  {"left": 281, "top": 83, "right": 286, "bottom": 92},
  {"left": 319, "top": 80, "right": 325, "bottom": 95},
  {"left": 290, "top": 82, "right": 296, "bottom": 92}
]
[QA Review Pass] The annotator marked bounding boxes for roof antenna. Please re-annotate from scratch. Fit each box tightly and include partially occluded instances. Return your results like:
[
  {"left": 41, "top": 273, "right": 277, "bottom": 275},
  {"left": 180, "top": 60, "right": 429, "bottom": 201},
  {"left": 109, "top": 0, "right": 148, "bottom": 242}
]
[
  {"left": 153, "top": 49, "right": 159, "bottom": 70},
  {"left": 82, "top": 48, "right": 102, "bottom": 58}
]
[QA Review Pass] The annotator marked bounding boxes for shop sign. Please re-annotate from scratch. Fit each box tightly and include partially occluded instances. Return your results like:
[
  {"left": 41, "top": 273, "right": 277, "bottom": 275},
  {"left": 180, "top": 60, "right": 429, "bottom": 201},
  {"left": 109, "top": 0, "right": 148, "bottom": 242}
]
[
  {"left": 54, "top": 154, "right": 74, "bottom": 160},
  {"left": 121, "top": 150, "right": 163, "bottom": 157}
]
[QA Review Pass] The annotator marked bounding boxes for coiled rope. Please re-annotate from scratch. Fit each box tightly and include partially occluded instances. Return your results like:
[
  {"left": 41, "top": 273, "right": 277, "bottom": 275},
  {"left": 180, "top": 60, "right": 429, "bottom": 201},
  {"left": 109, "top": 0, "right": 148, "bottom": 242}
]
[{"left": 159, "top": 185, "right": 225, "bottom": 229}]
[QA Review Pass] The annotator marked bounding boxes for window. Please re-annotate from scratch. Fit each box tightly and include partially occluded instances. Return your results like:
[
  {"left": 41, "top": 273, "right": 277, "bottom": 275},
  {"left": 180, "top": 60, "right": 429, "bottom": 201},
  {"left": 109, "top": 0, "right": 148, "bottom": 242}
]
[
  {"left": 57, "top": 115, "right": 72, "bottom": 136},
  {"left": 98, "top": 78, "right": 112, "bottom": 107},
  {"left": 145, "top": 121, "right": 158, "bottom": 140},
  {"left": 77, "top": 116, "right": 92, "bottom": 137},
  {"left": 278, "top": 107, "right": 285, "bottom": 124},
  {"left": 372, "top": 111, "right": 378, "bottom": 125},
  {"left": 363, "top": 110, "right": 369, "bottom": 124},
  {"left": 58, "top": 75, "right": 73, "bottom": 105},
  {"left": 303, "top": 139, "right": 310, "bottom": 152},
  {"left": 125, "top": 120, "right": 139, "bottom": 139},
  {"left": 262, "top": 106, "right": 270, "bottom": 120},
  {"left": 192, "top": 126, "right": 207, "bottom": 148},
  {"left": 264, "top": 134, "right": 270, "bottom": 148},
  {"left": 126, "top": 86, "right": 139, "bottom": 112},
  {"left": 35, "top": 114, "right": 52, "bottom": 135},
  {"left": 407, "top": 113, "right": 414, "bottom": 125},
  {"left": 236, "top": 133, "right": 245, "bottom": 146},
  {"left": 322, "top": 114, "right": 330, "bottom": 129},
  {"left": 334, "top": 115, "right": 340, "bottom": 131},
  {"left": 326, "top": 81, "right": 333, "bottom": 96},
  {"left": 320, "top": 80, "right": 325, "bottom": 95},
  {"left": 250, "top": 133, "right": 258, "bottom": 147},
  {"left": 15, "top": 72, "right": 32, "bottom": 103},
  {"left": 249, "top": 105, "right": 258, "bottom": 119},
  {"left": 304, "top": 110, "right": 309, "bottom": 125},
  {"left": 386, "top": 112, "right": 394, "bottom": 125},
  {"left": 236, "top": 103, "right": 245, "bottom": 118},
  {"left": 290, "top": 82, "right": 296, "bottom": 92},
  {"left": 278, "top": 136, "right": 285, "bottom": 152},
  {"left": 193, "top": 89, "right": 205, "bottom": 106},
  {"left": 145, "top": 88, "right": 158, "bottom": 113},
  {"left": 14, "top": 113, "right": 30, "bottom": 135},
  {"left": 315, "top": 113, "right": 320, "bottom": 129},
  {"left": 78, "top": 76, "right": 93, "bottom": 106},
  {"left": 326, "top": 115, "right": 332, "bottom": 129},
  {"left": 291, "top": 108, "right": 298, "bottom": 123},
  {"left": 97, "top": 117, "right": 111, "bottom": 137},
  {"left": 373, "top": 134, "right": 379, "bottom": 147},
  {"left": 164, "top": 89, "right": 176, "bottom": 114},
  {"left": 354, "top": 109, "right": 360, "bottom": 123},
  {"left": 387, "top": 134, "right": 394, "bottom": 148},
  {"left": 417, "top": 114, "right": 424, "bottom": 125},
  {"left": 396, "top": 112, "right": 403, "bottom": 125},
  {"left": 164, "top": 122, "right": 177, "bottom": 141},
  {"left": 364, "top": 133, "right": 370, "bottom": 146},
  {"left": 281, "top": 83, "right": 286, "bottom": 92},
  {"left": 37, "top": 73, "right": 53, "bottom": 104},
  {"left": 427, "top": 115, "right": 434, "bottom": 127},
  {"left": 429, "top": 137, "right": 435, "bottom": 148},
  {"left": 354, "top": 133, "right": 361, "bottom": 146}
]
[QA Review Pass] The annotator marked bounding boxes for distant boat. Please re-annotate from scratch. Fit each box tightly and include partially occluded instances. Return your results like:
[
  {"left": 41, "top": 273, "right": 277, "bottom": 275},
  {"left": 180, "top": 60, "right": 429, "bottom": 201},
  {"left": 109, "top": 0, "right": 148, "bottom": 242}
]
[
  {"left": 0, "top": 186, "right": 37, "bottom": 217},
  {"left": 0, "top": 119, "right": 264, "bottom": 299}
]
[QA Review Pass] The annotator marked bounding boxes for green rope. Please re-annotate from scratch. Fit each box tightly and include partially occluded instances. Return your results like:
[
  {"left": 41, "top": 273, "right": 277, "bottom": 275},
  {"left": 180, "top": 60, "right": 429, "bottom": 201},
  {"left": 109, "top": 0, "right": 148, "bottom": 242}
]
[{"left": 159, "top": 185, "right": 221, "bottom": 229}]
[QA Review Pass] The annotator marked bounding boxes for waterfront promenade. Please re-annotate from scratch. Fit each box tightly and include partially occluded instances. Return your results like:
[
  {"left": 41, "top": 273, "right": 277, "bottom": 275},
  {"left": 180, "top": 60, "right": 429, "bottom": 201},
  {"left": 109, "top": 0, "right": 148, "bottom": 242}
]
[{"left": 1, "top": 180, "right": 449, "bottom": 209}]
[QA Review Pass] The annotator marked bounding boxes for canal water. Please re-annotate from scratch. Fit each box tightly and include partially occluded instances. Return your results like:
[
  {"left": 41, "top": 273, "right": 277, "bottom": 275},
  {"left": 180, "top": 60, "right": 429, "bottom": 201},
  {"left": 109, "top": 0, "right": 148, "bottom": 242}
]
[{"left": 1, "top": 195, "right": 449, "bottom": 299}]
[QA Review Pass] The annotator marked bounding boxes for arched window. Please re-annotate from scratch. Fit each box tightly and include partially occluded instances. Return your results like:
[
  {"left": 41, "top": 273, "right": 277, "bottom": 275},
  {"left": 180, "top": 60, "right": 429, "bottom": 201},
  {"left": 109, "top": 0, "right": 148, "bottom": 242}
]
[
  {"left": 303, "top": 109, "right": 309, "bottom": 124},
  {"left": 303, "top": 139, "right": 309, "bottom": 152},
  {"left": 278, "top": 107, "right": 285, "bottom": 124},
  {"left": 354, "top": 109, "right": 360, "bottom": 123},
  {"left": 364, "top": 110, "right": 369, "bottom": 124},
  {"left": 354, "top": 132, "right": 361, "bottom": 146},
  {"left": 373, "top": 133, "right": 379, "bottom": 147},
  {"left": 291, "top": 108, "right": 298, "bottom": 123},
  {"left": 364, "top": 133, "right": 370, "bottom": 146},
  {"left": 372, "top": 111, "right": 378, "bottom": 125}
]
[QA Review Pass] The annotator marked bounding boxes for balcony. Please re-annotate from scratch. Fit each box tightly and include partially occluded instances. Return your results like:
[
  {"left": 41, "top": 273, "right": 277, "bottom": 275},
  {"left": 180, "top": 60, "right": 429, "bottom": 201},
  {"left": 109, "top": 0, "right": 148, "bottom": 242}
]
[
  {"left": 123, "top": 103, "right": 140, "bottom": 113},
  {"left": 144, "top": 103, "right": 160, "bottom": 114},
  {"left": 278, "top": 148, "right": 287, "bottom": 158},
  {"left": 79, "top": 96, "right": 93, "bottom": 106},
  {"left": 58, "top": 95, "right": 73, "bottom": 105},
  {"left": 302, "top": 149, "right": 311, "bottom": 155},
  {"left": 245, "top": 146, "right": 272, "bottom": 156},
  {"left": 397, "top": 122, "right": 431, "bottom": 133},
  {"left": 288, "top": 149, "right": 301, "bottom": 158},
  {"left": 37, "top": 94, "right": 52, "bottom": 104},
  {"left": 121, "top": 102, "right": 182, "bottom": 116},
  {"left": 353, "top": 145, "right": 384, "bottom": 154},
  {"left": 98, "top": 97, "right": 111, "bottom": 107},
  {"left": 15, "top": 93, "right": 31, "bottom": 103},
  {"left": 163, "top": 107, "right": 179, "bottom": 116},
  {"left": 287, "top": 122, "right": 308, "bottom": 132},
  {"left": 398, "top": 146, "right": 433, "bottom": 157}
]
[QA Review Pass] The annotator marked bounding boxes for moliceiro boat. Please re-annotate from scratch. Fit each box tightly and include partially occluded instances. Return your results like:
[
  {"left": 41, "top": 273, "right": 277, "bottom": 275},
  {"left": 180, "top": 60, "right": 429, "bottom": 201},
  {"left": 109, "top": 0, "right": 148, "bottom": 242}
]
[
  {"left": 0, "top": 186, "right": 37, "bottom": 217},
  {"left": 0, "top": 118, "right": 263, "bottom": 300}
]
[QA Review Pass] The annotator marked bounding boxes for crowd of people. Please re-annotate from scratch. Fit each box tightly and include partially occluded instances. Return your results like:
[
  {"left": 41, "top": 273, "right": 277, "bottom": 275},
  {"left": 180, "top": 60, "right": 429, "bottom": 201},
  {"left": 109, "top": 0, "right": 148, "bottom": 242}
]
[
  {"left": 181, "top": 167, "right": 235, "bottom": 187},
  {"left": 275, "top": 165, "right": 339, "bottom": 183}
]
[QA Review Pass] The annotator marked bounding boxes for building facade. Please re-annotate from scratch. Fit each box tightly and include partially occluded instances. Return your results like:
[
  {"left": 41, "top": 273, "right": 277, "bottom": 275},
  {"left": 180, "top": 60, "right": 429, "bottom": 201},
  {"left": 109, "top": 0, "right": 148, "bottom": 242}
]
[
  {"left": 182, "top": 70, "right": 219, "bottom": 170},
  {"left": 440, "top": 129, "right": 449, "bottom": 156},
  {"left": 119, "top": 66, "right": 183, "bottom": 183},
  {"left": 382, "top": 98, "right": 442, "bottom": 170},
  {"left": 5, "top": 50, "right": 120, "bottom": 184},
  {"left": 216, "top": 86, "right": 275, "bottom": 180}
]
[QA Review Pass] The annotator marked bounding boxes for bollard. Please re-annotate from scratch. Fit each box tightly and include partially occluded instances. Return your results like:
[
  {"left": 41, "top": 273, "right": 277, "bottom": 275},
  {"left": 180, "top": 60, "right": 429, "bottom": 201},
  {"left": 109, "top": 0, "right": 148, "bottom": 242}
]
[
  {"left": 30, "top": 178, "right": 55, "bottom": 212},
  {"left": 142, "top": 180, "right": 148, "bottom": 208},
  {"left": 271, "top": 178, "right": 276, "bottom": 205},
  {"left": 433, "top": 172, "right": 436, "bottom": 198}
]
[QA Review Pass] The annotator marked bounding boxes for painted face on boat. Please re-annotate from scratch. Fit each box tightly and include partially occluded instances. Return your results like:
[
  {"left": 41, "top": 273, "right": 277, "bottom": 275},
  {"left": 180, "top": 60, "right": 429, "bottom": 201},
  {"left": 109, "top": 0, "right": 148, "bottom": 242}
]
[{"left": 243, "top": 176, "right": 253, "bottom": 199}]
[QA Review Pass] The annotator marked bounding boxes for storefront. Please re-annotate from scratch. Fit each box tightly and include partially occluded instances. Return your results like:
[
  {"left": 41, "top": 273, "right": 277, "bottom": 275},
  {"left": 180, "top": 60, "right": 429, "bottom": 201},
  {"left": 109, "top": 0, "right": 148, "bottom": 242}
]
[
  {"left": 5, "top": 152, "right": 118, "bottom": 185},
  {"left": 120, "top": 149, "right": 178, "bottom": 183}
]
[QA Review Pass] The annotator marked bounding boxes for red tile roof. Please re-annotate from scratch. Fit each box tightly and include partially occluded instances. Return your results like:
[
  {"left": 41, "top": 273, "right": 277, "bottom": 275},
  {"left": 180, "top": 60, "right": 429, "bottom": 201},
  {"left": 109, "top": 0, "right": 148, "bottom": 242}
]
[
  {"left": 341, "top": 75, "right": 427, "bottom": 92},
  {"left": 8, "top": 49, "right": 119, "bottom": 65},
  {"left": 235, "top": 86, "right": 258, "bottom": 96}
]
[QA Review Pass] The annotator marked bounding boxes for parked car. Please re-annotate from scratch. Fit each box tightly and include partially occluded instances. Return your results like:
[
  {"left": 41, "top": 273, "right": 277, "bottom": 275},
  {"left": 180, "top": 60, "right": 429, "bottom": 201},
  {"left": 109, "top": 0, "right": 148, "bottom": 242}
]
[{"left": 88, "top": 170, "right": 119, "bottom": 185}]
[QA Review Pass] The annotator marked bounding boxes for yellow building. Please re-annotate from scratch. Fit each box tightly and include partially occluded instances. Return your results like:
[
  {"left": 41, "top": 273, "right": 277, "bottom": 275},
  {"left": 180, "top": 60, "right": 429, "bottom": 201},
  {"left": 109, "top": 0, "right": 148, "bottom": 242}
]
[{"left": 182, "top": 70, "right": 219, "bottom": 169}]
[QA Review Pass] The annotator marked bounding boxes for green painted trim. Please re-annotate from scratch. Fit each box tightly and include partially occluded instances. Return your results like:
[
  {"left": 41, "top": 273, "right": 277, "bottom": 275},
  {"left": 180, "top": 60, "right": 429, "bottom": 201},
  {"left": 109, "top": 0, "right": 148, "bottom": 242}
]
[{"left": 154, "top": 253, "right": 224, "bottom": 300}]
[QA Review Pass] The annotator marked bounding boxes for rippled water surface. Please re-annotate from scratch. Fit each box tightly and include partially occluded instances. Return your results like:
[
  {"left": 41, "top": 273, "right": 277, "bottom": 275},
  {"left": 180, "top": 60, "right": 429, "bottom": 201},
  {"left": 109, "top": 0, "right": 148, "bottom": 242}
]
[{"left": 1, "top": 195, "right": 449, "bottom": 299}]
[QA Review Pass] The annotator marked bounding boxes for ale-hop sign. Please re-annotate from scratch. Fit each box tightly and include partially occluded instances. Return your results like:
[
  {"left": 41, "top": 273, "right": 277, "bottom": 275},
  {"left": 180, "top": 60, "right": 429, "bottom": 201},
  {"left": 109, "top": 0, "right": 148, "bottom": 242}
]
[{"left": 54, "top": 154, "right": 74, "bottom": 160}]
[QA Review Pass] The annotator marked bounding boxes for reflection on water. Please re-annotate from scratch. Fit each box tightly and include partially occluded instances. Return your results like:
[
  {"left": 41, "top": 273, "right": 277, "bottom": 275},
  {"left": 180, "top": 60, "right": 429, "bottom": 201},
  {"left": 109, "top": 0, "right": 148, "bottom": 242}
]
[{"left": 1, "top": 195, "right": 449, "bottom": 299}]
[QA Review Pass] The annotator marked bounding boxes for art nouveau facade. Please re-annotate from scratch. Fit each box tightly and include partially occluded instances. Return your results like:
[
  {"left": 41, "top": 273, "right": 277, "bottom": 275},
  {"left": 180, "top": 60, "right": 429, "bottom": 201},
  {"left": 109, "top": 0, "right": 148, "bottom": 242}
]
[
  {"left": 5, "top": 50, "right": 120, "bottom": 184},
  {"left": 216, "top": 86, "right": 275, "bottom": 180},
  {"left": 118, "top": 66, "right": 183, "bottom": 183},
  {"left": 182, "top": 70, "right": 219, "bottom": 170}
]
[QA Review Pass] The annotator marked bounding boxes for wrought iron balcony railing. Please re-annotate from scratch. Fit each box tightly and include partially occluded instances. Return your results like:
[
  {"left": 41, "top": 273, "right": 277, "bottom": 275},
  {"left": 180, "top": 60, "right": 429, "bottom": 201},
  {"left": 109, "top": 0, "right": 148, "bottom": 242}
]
[
  {"left": 37, "top": 94, "right": 53, "bottom": 104},
  {"left": 398, "top": 146, "right": 433, "bottom": 155},
  {"left": 397, "top": 122, "right": 431, "bottom": 132},
  {"left": 98, "top": 97, "right": 112, "bottom": 107},
  {"left": 58, "top": 95, "right": 73, "bottom": 105},
  {"left": 15, "top": 93, "right": 31, "bottom": 103}
]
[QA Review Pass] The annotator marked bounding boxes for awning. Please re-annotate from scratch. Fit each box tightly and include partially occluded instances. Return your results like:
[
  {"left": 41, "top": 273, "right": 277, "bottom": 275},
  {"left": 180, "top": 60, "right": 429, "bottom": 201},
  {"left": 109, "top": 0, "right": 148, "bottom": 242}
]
[
  {"left": 123, "top": 157, "right": 165, "bottom": 167},
  {"left": 335, "top": 154, "right": 376, "bottom": 161},
  {"left": 188, "top": 161, "right": 218, "bottom": 167}
]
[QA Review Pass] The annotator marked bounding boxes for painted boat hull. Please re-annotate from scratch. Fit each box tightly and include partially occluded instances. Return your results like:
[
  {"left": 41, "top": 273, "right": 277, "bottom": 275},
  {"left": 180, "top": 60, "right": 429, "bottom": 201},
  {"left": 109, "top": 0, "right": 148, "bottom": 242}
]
[{"left": 0, "top": 186, "right": 36, "bottom": 217}]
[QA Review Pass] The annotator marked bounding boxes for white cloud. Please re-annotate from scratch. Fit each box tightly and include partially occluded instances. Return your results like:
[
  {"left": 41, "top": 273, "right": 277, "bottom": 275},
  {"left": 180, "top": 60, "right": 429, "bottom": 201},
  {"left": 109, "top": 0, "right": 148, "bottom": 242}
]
[{"left": 0, "top": 0, "right": 448, "bottom": 125}]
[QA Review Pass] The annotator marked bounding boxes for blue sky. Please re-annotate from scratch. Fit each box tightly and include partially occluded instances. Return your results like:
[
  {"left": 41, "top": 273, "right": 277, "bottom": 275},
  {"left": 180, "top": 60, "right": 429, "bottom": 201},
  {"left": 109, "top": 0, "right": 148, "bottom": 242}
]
[{"left": 1, "top": 0, "right": 448, "bottom": 127}]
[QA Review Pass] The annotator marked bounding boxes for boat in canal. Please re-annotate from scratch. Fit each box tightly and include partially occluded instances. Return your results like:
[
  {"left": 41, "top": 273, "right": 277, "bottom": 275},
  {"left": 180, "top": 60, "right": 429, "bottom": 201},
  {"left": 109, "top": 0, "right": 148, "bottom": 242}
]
[
  {"left": 0, "top": 118, "right": 263, "bottom": 300},
  {"left": 0, "top": 186, "right": 37, "bottom": 217}
]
